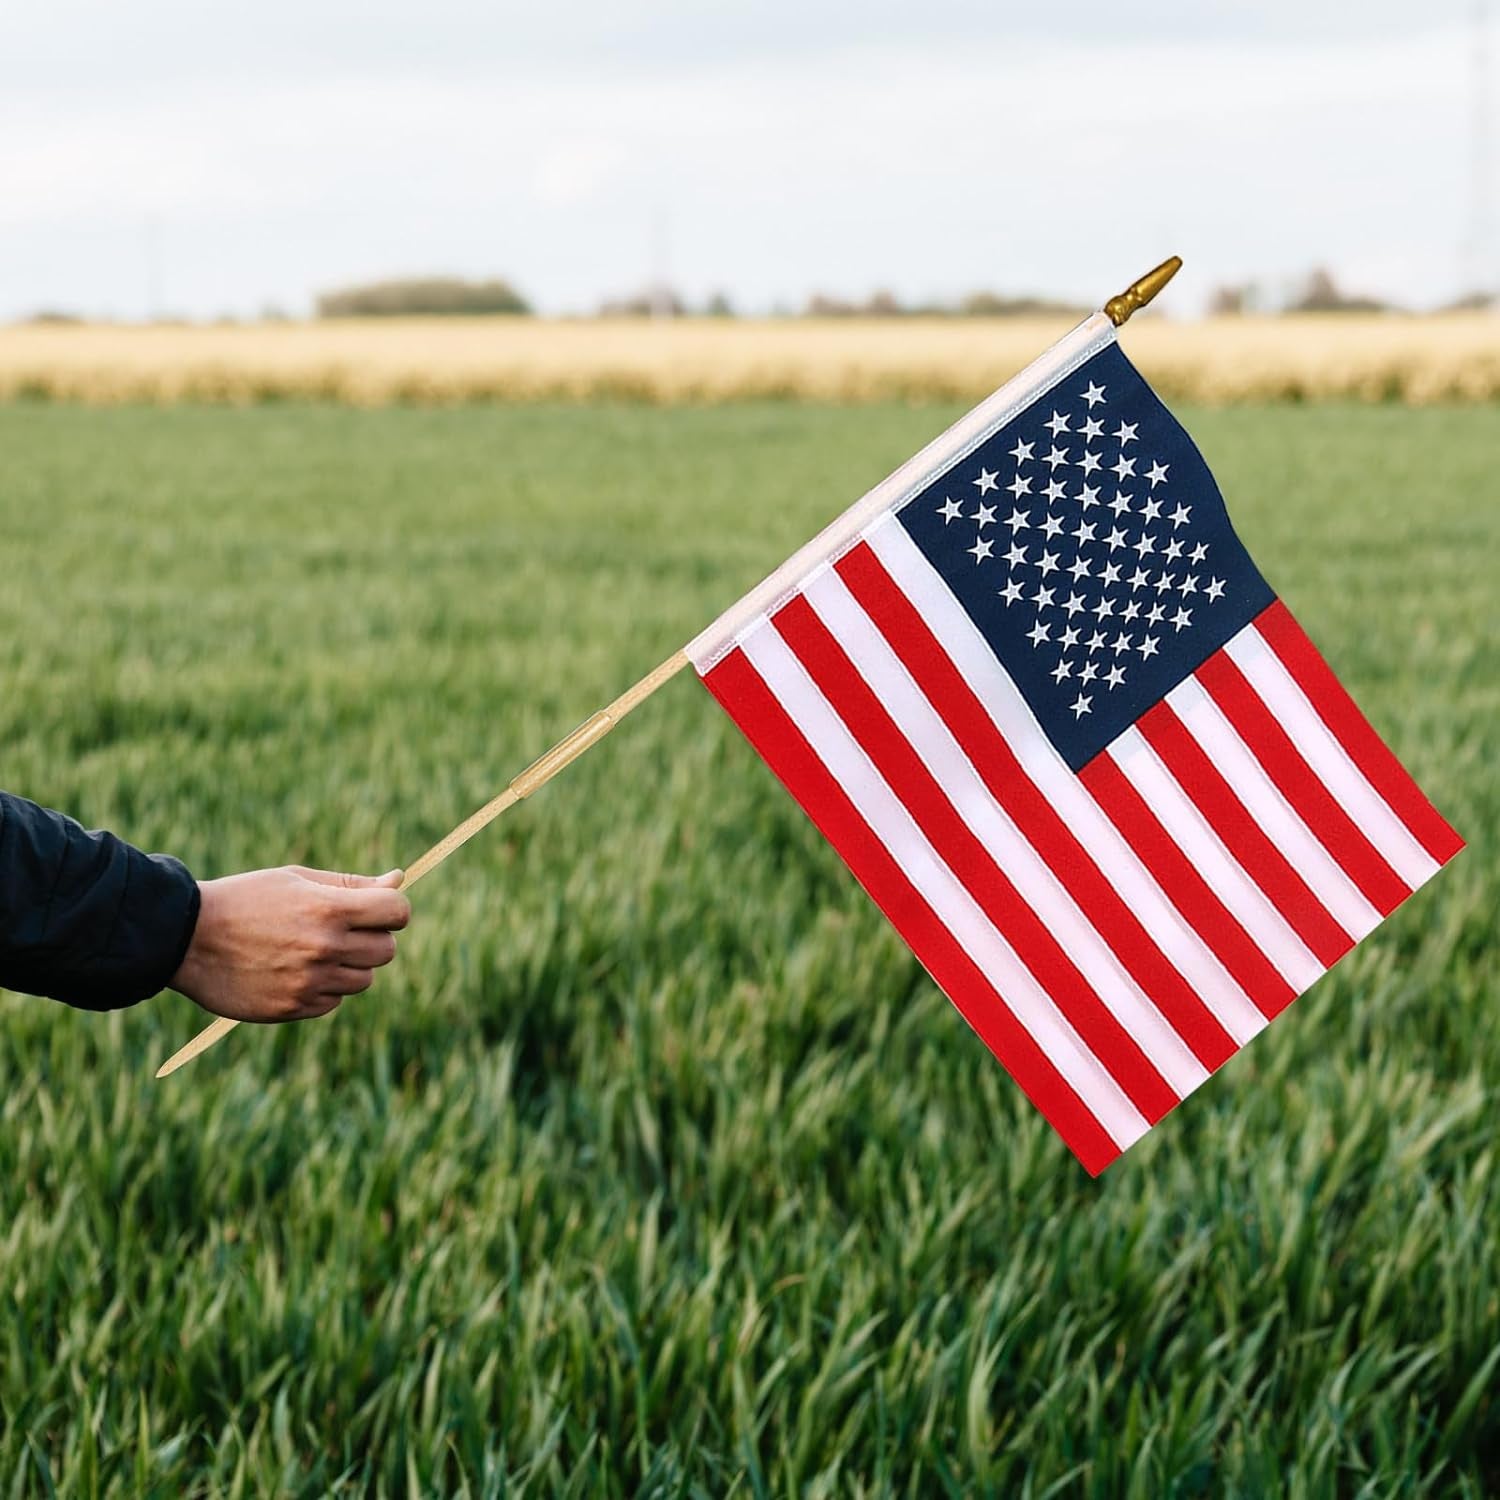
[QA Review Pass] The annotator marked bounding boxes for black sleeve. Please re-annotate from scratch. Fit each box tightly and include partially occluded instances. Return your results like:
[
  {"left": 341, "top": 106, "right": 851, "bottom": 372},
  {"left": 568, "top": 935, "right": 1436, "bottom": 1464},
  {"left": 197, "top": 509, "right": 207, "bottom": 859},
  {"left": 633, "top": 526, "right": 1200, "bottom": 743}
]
[{"left": 0, "top": 791, "right": 200, "bottom": 1011}]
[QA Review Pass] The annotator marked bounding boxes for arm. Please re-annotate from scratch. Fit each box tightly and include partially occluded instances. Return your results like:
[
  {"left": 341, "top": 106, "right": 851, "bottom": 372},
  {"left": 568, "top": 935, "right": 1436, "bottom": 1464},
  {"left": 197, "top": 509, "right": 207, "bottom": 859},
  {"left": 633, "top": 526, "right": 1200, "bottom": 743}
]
[{"left": 0, "top": 791, "right": 410, "bottom": 1020}]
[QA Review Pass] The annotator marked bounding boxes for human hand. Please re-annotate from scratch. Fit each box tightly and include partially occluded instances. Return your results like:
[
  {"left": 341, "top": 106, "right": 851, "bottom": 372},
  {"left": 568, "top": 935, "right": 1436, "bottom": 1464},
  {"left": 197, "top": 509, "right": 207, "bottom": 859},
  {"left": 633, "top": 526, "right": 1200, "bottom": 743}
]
[{"left": 170, "top": 865, "right": 410, "bottom": 1023}]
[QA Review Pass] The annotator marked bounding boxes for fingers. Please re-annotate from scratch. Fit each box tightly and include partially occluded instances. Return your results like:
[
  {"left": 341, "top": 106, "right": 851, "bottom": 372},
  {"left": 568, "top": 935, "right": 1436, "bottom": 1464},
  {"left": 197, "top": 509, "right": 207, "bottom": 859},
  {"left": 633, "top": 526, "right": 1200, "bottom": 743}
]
[
  {"left": 332, "top": 930, "right": 399, "bottom": 968},
  {"left": 323, "top": 965, "right": 376, "bottom": 997},
  {"left": 294, "top": 866, "right": 404, "bottom": 890},
  {"left": 333, "top": 886, "right": 411, "bottom": 931}
]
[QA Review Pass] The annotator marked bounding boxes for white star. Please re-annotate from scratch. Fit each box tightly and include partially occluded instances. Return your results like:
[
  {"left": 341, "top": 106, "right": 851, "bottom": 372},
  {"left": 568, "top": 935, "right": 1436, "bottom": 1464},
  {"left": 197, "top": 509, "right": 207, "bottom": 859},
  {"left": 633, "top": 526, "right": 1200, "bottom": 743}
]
[
  {"left": 1113, "top": 633, "right": 1133, "bottom": 655},
  {"left": 1100, "top": 561, "right": 1122, "bottom": 586},
  {"left": 1138, "top": 635, "right": 1160, "bottom": 659},
  {"left": 1181, "top": 574, "right": 1200, "bottom": 596},
  {"left": 1105, "top": 664, "right": 1126, "bottom": 689},
  {"left": 1004, "top": 541, "right": 1028, "bottom": 567},
  {"left": 1006, "top": 507, "right": 1031, "bottom": 531},
  {"left": 972, "top": 502, "right": 997, "bottom": 528},
  {"left": 1163, "top": 538, "right": 1184, "bottom": 562},
  {"left": 1070, "top": 692, "right": 1093, "bottom": 719},
  {"left": 1041, "top": 512, "right": 1065, "bottom": 538},
  {"left": 1121, "top": 599, "right": 1141, "bottom": 622},
  {"left": 1189, "top": 542, "right": 1209, "bottom": 564},
  {"left": 1072, "top": 519, "right": 1097, "bottom": 545},
  {"left": 1032, "top": 584, "right": 1056, "bottom": 611},
  {"left": 1205, "top": 577, "right": 1226, "bottom": 601},
  {"left": 1145, "top": 460, "right": 1169, "bottom": 488},
  {"left": 1079, "top": 660, "right": 1099, "bottom": 683},
  {"left": 1128, "top": 566, "right": 1151, "bottom": 590},
  {"left": 1045, "top": 446, "right": 1070, "bottom": 471},
  {"left": 1087, "top": 630, "right": 1108, "bottom": 653},
  {"left": 1082, "top": 381, "right": 1107, "bottom": 407},
  {"left": 1114, "top": 421, "right": 1138, "bottom": 446},
  {"left": 1007, "top": 474, "right": 1033, "bottom": 499},
  {"left": 1027, "top": 620, "right": 1051, "bottom": 648},
  {"left": 1109, "top": 491, "right": 1133, "bottom": 517},
  {"left": 1154, "top": 572, "right": 1176, "bottom": 594},
  {"left": 1147, "top": 602, "right": 1166, "bottom": 624},
  {"left": 1094, "top": 594, "right": 1117, "bottom": 619},
  {"left": 1059, "top": 624, "right": 1081, "bottom": 649},
  {"left": 1133, "top": 532, "right": 1157, "bottom": 557},
  {"left": 968, "top": 537, "right": 994, "bottom": 564},
  {"left": 1141, "top": 496, "right": 1163, "bottom": 522},
  {"left": 1169, "top": 503, "right": 1192, "bottom": 529},
  {"left": 1037, "top": 549, "right": 1060, "bottom": 577},
  {"left": 1044, "top": 410, "right": 1071, "bottom": 436},
  {"left": 1112, "top": 455, "right": 1137, "bottom": 481},
  {"left": 1105, "top": 526, "right": 1128, "bottom": 552},
  {"left": 1009, "top": 438, "right": 1034, "bottom": 464},
  {"left": 1051, "top": 657, "right": 1074, "bottom": 683},
  {"left": 974, "top": 468, "right": 1000, "bottom": 494},
  {"left": 1067, "top": 554, "right": 1092, "bottom": 581},
  {"left": 938, "top": 496, "right": 964, "bottom": 523},
  {"left": 1172, "top": 606, "right": 1193, "bottom": 631},
  {"left": 1044, "top": 477, "right": 1068, "bottom": 502},
  {"left": 1000, "top": 578, "right": 1025, "bottom": 605},
  {"left": 1079, "top": 450, "right": 1102, "bottom": 476},
  {"left": 1077, "top": 483, "right": 1102, "bottom": 510},
  {"left": 1081, "top": 416, "right": 1104, "bottom": 440},
  {"left": 1063, "top": 591, "right": 1086, "bottom": 617}
]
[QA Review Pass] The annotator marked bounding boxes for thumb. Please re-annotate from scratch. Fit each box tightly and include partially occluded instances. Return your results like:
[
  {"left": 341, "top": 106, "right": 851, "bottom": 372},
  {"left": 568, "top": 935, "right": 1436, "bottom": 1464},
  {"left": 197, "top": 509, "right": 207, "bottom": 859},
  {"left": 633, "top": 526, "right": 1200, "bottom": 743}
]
[{"left": 298, "top": 867, "right": 404, "bottom": 889}]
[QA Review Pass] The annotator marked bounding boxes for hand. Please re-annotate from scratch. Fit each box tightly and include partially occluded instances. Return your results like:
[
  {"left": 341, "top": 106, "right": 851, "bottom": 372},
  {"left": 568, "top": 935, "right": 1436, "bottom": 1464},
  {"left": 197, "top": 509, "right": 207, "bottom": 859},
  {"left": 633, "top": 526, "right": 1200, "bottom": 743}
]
[{"left": 170, "top": 865, "right": 411, "bottom": 1023}]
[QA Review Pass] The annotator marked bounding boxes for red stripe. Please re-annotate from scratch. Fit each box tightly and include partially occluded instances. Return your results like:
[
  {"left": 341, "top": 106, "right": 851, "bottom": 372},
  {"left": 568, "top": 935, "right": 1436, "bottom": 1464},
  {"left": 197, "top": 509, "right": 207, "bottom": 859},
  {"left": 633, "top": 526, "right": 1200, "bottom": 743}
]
[
  {"left": 1254, "top": 601, "right": 1463, "bottom": 864},
  {"left": 1136, "top": 701, "right": 1355, "bottom": 970},
  {"left": 835, "top": 542, "right": 1237, "bottom": 1071},
  {"left": 1196, "top": 651, "right": 1411, "bottom": 916},
  {"left": 1077, "top": 753, "right": 1299, "bottom": 1019},
  {"left": 773, "top": 594, "right": 1180, "bottom": 1124},
  {"left": 702, "top": 647, "right": 1120, "bottom": 1174}
]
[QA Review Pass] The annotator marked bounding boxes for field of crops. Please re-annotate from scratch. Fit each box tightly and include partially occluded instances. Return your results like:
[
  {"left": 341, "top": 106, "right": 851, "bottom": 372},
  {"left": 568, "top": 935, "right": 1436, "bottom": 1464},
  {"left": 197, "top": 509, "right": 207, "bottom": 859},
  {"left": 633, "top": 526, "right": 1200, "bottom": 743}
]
[
  {"left": 0, "top": 396, "right": 1494, "bottom": 1495},
  {"left": 2, "top": 312, "right": 1498, "bottom": 407}
]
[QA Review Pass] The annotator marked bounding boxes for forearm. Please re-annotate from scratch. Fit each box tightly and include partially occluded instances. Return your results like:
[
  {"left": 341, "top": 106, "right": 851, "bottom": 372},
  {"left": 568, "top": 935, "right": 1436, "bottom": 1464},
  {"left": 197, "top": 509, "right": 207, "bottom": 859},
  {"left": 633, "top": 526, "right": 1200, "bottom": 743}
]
[{"left": 0, "top": 791, "right": 199, "bottom": 1010}]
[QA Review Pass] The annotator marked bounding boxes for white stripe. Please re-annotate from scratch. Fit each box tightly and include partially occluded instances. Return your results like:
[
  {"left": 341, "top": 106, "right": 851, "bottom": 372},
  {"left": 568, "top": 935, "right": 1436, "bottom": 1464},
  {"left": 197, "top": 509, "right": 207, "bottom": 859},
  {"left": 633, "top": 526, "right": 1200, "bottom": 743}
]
[
  {"left": 1108, "top": 727, "right": 1325, "bottom": 993},
  {"left": 865, "top": 520, "right": 1269, "bottom": 1046},
  {"left": 686, "top": 313, "right": 1117, "bottom": 670},
  {"left": 1227, "top": 626, "right": 1438, "bottom": 890},
  {"left": 802, "top": 567, "right": 1208, "bottom": 1095},
  {"left": 1167, "top": 678, "right": 1383, "bottom": 941},
  {"left": 738, "top": 619, "right": 1150, "bottom": 1151}
]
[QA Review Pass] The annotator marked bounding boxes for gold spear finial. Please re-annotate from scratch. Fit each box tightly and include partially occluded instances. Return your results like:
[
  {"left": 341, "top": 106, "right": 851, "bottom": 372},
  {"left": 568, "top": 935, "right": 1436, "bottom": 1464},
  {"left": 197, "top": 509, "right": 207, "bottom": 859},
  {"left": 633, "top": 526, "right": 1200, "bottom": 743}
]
[{"left": 1104, "top": 255, "right": 1183, "bottom": 327}]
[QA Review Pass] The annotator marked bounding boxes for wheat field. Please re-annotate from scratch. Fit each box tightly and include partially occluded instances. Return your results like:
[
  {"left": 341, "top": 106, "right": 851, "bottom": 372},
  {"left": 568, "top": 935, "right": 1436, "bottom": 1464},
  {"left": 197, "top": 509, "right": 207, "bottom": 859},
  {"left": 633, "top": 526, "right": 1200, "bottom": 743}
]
[{"left": 2, "top": 313, "right": 1497, "bottom": 407}]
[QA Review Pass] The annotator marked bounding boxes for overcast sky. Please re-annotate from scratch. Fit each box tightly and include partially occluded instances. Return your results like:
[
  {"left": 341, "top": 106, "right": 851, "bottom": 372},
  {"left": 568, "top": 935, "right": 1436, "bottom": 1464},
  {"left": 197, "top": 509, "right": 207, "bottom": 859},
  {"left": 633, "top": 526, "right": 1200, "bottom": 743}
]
[{"left": 1, "top": 1, "right": 1494, "bottom": 319}]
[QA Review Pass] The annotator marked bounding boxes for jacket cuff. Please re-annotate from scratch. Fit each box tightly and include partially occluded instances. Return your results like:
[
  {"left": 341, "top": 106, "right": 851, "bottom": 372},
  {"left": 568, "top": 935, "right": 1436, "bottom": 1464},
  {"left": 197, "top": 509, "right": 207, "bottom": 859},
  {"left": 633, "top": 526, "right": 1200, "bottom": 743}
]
[{"left": 102, "top": 851, "right": 202, "bottom": 1009}]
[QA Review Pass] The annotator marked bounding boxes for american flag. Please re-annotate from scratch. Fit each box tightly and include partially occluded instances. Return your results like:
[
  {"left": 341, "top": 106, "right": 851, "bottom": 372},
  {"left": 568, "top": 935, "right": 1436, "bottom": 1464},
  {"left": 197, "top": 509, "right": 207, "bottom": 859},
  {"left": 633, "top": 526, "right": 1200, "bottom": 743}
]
[{"left": 687, "top": 313, "right": 1463, "bottom": 1174}]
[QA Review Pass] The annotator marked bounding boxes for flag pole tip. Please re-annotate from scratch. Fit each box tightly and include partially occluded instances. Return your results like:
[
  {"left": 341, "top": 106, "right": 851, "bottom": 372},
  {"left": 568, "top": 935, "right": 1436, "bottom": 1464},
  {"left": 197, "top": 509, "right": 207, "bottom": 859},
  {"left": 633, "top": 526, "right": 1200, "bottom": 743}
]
[{"left": 1105, "top": 256, "right": 1183, "bottom": 327}]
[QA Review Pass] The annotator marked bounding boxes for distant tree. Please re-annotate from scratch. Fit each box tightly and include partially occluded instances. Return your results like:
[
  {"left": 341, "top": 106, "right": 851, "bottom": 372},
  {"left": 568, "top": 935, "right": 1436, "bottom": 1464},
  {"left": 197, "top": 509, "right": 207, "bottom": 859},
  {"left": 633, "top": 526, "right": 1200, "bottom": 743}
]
[
  {"left": 956, "top": 291, "right": 1091, "bottom": 318},
  {"left": 703, "top": 291, "right": 736, "bottom": 317},
  {"left": 317, "top": 277, "right": 531, "bottom": 317},
  {"left": 1286, "top": 267, "right": 1391, "bottom": 314},
  {"left": 19, "top": 310, "right": 84, "bottom": 325},
  {"left": 1439, "top": 289, "right": 1496, "bottom": 312},
  {"left": 1207, "top": 284, "right": 1250, "bottom": 316}
]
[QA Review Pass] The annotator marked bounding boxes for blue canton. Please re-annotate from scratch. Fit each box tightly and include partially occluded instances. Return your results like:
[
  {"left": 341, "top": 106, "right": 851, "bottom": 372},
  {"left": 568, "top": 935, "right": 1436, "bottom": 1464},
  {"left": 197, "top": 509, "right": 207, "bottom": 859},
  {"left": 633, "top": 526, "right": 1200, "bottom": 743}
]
[{"left": 896, "top": 342, "right": 1275, "bottom": 771}]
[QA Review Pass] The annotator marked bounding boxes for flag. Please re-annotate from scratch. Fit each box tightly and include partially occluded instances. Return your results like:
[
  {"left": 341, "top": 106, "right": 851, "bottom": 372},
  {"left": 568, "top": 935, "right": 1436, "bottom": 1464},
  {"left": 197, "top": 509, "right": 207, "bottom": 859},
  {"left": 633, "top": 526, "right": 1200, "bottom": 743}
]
[{"left": 686, "top": 311, "right": 1463, "bottom": 1174}]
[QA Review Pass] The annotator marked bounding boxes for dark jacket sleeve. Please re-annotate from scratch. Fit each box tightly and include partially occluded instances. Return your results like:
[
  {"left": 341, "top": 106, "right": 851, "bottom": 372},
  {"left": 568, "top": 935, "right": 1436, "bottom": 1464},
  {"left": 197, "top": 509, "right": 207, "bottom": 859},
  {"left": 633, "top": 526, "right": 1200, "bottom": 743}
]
[{"left": 0, "top": 791, "right": 200, "bottom": 1011}]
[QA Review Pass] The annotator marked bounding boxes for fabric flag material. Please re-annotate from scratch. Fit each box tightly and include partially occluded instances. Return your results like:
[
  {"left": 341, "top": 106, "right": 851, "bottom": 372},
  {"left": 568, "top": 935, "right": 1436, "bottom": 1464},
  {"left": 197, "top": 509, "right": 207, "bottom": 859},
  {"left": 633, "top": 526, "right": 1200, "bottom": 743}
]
[{"left": 686, "top": 310, "right": 1463, "bottom": 1174}]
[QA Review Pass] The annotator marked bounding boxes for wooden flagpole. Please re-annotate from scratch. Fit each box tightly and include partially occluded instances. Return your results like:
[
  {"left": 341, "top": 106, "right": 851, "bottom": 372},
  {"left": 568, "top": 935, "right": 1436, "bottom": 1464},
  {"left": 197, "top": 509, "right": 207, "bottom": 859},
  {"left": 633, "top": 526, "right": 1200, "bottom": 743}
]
[
  {"left": 154, "top": 649, "right": 691, "bottom": 1077},
  {"left": 154, "top": 255, "right": 1182, "bottom": 1081}
]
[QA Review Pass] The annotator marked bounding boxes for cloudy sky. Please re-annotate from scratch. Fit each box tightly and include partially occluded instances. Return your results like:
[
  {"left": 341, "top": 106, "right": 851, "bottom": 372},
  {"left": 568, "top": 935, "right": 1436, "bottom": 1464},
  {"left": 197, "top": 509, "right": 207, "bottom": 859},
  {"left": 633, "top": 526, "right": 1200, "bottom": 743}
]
[{"left": 1, "top": 1, "right": 1493, "bottom": 319}]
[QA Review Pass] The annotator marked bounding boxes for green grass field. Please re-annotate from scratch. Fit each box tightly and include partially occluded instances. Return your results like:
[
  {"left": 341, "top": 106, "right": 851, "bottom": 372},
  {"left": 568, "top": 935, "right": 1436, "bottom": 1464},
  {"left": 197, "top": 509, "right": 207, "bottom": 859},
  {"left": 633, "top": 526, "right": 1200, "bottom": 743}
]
[{"left": 0, "top": 399, "right": 1494, "bottom": 1497}]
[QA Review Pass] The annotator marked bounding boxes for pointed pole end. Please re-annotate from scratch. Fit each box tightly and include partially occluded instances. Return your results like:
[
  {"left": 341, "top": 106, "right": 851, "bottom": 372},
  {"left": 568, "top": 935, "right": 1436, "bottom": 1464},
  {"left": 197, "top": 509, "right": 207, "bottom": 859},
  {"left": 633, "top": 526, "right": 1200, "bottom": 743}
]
[{"left": 1105, "top": 255, "right": 1183, "bottom": 327}]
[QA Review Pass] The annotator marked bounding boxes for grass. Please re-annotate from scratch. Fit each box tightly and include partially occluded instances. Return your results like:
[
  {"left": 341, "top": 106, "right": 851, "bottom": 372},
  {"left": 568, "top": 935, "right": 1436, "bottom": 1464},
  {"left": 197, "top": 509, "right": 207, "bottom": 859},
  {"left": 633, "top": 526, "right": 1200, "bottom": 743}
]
[
  {"left": 0, "top": 399, "right": 1494, "bottom": 1496},
  {"left": 2, "top": 313, "right": 1499, "bottom": 408}
]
